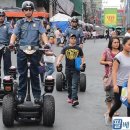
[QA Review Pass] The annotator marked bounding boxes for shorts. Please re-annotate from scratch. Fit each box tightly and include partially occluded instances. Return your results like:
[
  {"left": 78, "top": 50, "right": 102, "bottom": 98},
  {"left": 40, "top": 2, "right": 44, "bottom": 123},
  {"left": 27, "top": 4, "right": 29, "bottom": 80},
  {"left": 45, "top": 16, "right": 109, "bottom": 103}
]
[{"left": 105, "top": 87, "right": 114, "bottom": 103}]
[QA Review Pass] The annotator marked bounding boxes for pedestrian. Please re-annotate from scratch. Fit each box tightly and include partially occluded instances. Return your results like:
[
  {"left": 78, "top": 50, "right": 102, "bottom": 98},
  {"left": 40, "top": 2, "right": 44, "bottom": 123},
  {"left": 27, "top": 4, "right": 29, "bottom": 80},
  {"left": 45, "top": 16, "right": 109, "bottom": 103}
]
[
  {"left": 54, "top": 28, "right": 62, "bottom": 46},
  {"left": 56, "top": 34, "right": 85, "bottom": 106},
  {"left": 105, "top": 29, "right": 110, "bottom": 40},
  {"left": 9, "top": 1, "right": 48, "bottom": 104},
  {"left": 0, "top": 9, "right": 12, "bottom": 77},
  {"left": 64, "top": 17, "right": 84, "bottom": 48},
  {"left": 100, "top": 37, "right": 121, "bottom": 117},
  {"left": 42, "top": 35, "right": 55, "bottom": 79},
  {"left": 105, "top": 37, "right": 130, "bottom": 125},
  {"left": 125, "top": 27, "right": 130, "bottom": 37},
  {"left": 110, "top": 28, "right": 117, "bottom": 37}
]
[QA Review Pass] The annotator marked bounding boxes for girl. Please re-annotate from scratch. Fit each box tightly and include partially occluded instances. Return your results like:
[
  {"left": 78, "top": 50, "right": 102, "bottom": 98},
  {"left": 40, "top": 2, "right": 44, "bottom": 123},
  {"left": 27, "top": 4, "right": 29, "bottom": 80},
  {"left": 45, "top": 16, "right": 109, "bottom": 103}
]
[{"left": 100, "top": 37, "right": 121, "bottom": 117}]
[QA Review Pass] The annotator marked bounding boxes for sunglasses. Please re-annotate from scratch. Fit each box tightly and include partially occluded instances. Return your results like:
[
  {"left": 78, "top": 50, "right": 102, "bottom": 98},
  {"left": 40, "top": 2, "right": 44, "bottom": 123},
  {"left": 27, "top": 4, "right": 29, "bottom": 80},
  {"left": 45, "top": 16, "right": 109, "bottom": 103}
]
[
  {"left": 0, "top": 15, "right": 5, "bottom": 17},
  {"left": 72, "top": 21, "right": 77, "bottom": 23},
  {"left": 24, "top": 8, "right": 32, "bottom": 11}
]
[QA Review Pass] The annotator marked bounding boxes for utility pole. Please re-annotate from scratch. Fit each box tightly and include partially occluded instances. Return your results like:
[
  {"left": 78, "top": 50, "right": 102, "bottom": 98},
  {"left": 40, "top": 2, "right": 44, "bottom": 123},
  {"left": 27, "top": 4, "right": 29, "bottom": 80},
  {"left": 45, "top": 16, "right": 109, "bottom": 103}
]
[
  {"left": 49, "top": 0, "right": 53, "bottom": 18},
  {"left": 82, "top": 0, "right": 84, "bottom": 21},
  {"left": 91, "top": 2, "right": 96, "bottom": 29},
  {"left": 83, "top": 2, "right": 87, "bottom": 22}
]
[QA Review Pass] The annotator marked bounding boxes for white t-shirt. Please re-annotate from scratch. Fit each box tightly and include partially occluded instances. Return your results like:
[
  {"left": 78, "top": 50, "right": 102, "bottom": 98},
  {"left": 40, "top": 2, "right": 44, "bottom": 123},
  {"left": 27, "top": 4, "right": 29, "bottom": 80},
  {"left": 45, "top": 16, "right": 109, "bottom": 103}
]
[
  {"left": 115, "top": 52, "right": 130, "bottom": 86},
  {"left": 125, "top": 32, "right": 130, "bottom": 37}
]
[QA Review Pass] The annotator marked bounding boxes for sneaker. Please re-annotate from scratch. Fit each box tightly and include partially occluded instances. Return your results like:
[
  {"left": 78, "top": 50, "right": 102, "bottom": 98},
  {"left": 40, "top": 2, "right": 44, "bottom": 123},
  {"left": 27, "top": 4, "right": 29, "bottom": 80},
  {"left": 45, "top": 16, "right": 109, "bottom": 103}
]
[
  {"left": 67, "top": 98, "right": 73, "bottom": 104},
  {"left": 104, "top": 113, "right": 112, "bottom": 126},
  {"left": 16, "top": 96, "right": 24, "bottom": 104},
  {"left": 72, "top": 100, "right": 79, "bottom": 106}
]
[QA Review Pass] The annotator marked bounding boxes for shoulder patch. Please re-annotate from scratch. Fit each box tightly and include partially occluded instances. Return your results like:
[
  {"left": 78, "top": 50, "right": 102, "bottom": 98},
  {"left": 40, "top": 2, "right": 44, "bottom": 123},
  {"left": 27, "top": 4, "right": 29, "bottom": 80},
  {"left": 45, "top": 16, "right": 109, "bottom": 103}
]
[{"left": 34, "top": 18, "right": 40, "bottom": 21}]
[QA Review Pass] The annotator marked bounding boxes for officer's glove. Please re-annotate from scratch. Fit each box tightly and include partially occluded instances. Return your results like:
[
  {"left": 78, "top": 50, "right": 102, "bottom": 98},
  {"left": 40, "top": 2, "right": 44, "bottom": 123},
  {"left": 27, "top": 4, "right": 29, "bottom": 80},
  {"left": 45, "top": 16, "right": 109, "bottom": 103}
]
[
  {"left": 56, "top": 63, "right": 63, "bottom": 72},
  {"left": 80, "top": 63, "right": 86, "bottom": 72},
  {"left": 9, "top": 43, "right": 15, "bottom": 51}
]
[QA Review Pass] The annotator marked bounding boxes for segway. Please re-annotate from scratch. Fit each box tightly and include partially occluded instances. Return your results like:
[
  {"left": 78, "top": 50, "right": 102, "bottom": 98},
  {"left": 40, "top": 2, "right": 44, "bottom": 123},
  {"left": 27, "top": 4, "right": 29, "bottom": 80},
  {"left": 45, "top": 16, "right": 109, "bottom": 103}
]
[
  {"left": 56, "top": 61, "right": 86, "bottom": 92},
  {"left": 2, "top": 45, "right": 55, "bottom": 127},
  {"left": 0, "top": 44, "right": 18, "bottom": 102}
]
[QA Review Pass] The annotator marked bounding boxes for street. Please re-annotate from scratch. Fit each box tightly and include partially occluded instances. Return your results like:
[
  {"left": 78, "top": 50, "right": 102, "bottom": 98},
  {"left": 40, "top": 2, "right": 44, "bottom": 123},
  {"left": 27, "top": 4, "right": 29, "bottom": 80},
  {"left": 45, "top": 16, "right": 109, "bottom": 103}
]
[{"left": 0, "top": 39, "right": 126, "bottom": 130}]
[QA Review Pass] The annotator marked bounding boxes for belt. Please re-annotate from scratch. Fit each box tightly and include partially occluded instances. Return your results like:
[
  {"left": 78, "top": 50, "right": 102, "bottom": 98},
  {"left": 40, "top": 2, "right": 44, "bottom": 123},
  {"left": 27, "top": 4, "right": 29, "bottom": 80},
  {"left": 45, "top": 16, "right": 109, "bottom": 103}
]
[{"left": 19, "top": 45, "right": 39, "bottom": 50}]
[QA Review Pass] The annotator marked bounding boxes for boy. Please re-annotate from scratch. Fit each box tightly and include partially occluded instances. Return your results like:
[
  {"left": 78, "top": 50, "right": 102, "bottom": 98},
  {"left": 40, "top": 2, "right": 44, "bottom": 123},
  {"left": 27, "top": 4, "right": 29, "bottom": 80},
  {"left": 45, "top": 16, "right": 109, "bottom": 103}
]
[
  {"left": 56, "top": 34, "right": 85, "bottom": 106},
  {"left": 40, "top": 34, "right": 55, "bottom": 83}
]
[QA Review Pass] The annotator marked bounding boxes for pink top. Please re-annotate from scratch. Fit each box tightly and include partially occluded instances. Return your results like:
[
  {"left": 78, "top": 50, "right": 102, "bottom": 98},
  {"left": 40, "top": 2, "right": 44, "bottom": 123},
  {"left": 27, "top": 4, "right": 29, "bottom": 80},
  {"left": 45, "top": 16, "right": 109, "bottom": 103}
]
[{"left": 102, "top": 48, "right": 116, "bottom": 76}]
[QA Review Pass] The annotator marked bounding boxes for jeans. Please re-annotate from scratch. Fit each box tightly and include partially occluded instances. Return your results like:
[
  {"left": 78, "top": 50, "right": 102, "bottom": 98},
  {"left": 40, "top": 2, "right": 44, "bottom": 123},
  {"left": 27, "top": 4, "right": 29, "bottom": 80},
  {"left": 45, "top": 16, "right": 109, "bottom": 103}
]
[
  {"left": 45, "top": 63, "right": 55, "bottom": 77},
  {"left": 17, "top": 50, "right": 41, "bottom": 98},
  {"left": 0, "top": 48, "right": 11, "bottom": 75},
  {"left": 109, "top": 86, "right": 130, "bottom": 117},
  {"left": 65, "top": 68, "right": 80, "bottom": 100}
]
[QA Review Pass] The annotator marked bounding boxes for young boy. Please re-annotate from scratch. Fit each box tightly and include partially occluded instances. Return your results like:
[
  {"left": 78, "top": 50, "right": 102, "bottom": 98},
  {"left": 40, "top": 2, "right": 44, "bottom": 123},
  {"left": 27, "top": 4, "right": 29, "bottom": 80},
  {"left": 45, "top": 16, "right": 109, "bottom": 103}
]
[
  {"left": 56, "top": 34, "right": 85, "bottom": 106},
  {"left": 44, "top": 35, "right": 55, "bottom": 77},
  {"left": 40, "top": 35, "right": 55, "bottom": 82}
]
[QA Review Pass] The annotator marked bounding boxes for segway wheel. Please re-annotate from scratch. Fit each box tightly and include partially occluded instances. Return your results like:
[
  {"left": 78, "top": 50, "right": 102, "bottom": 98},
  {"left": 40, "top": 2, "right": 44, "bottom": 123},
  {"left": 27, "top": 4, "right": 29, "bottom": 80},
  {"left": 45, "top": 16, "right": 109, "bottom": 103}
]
[
  {"left": 43, "top": 95, "right": 55, "bottom": 126},
  {"left": 80, "top": 73, "right": 86, "bottom": 92},
  {"left": 56, "top": 72, "right": 63, "bottom": 91},
  {"left": 2, "top": 94, "right": 15, "bottom": 127}
]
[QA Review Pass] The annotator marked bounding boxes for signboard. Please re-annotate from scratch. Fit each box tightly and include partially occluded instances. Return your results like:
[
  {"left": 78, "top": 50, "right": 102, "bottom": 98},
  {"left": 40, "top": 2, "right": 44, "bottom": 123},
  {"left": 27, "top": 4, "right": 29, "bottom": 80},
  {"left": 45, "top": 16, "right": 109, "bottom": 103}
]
[
  {"left": 104, "top": 8, "right": 117, "bottom": 27},
  {"left": 112, "top": 117, "right": 130, "bottom": 130}
]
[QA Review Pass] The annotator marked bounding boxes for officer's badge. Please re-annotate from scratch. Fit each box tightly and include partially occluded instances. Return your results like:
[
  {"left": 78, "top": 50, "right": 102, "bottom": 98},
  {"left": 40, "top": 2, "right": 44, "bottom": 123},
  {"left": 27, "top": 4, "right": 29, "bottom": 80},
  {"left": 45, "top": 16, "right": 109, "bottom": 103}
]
[
  {"left": 33, "top": 23, "right": 36, "bottom": 27},
  {"left": 4, "top": 26, "right": 6, "bottom": 29}
]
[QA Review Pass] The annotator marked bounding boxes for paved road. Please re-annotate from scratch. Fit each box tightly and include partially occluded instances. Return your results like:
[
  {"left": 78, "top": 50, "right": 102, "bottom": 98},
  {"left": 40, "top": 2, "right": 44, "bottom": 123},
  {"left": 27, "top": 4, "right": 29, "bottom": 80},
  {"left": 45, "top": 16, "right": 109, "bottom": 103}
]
[{"left": 0, "top": 39, "right": 126, "bottom": 130}]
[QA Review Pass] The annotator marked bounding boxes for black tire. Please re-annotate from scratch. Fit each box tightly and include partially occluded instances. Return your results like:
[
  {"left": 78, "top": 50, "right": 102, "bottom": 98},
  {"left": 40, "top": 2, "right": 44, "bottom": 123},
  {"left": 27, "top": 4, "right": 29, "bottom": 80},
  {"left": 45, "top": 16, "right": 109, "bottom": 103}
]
[
  {"left": 43, "top": 95, "right": 55, "bottom": 126},
  {"left": 56, "top": 72, "right": 64, "bottom": 91},
  {"left": 80, "top": 73, "right": 86, "bottom": 92},
  {"left": 2, "top": 94, "right": 15, "bottom": 127}
]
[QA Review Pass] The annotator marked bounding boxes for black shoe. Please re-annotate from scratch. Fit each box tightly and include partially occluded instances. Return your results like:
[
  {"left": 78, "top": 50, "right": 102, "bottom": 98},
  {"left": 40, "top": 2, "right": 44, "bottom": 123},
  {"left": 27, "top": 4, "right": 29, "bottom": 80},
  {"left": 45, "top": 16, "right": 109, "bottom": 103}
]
[
  {"left": 16, "top": 96, "right": 24, "bottom": 104},
  {"left": 72, "top": 100, "right": 79, "bottom": 107},
  {"left": 34, "top": 97, "right": 42, "bottom": 104}
]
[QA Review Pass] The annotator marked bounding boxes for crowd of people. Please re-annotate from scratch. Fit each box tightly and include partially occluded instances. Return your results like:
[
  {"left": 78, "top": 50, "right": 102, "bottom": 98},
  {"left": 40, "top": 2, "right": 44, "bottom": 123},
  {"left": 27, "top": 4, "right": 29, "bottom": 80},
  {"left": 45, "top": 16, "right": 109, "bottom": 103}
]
[
  {"left": 1, "top": 0, "right": 130, "bottom": 127},
  {"left": 0, "top": 0, "right": 85, "bottom": 107}
]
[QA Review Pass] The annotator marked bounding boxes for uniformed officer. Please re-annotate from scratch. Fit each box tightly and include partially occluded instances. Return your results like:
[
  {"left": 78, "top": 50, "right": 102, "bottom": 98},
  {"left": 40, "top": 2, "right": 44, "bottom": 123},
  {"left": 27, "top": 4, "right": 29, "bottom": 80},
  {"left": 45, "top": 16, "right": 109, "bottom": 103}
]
[
  {"left": 64, "top": 17, "right": 84, "bottom": 48},
  {"left": 10, "top": 1, "right": 48, "bottom": 104},
  {"left": 0, "top": 9, "right": 12, "bottom": 76}
]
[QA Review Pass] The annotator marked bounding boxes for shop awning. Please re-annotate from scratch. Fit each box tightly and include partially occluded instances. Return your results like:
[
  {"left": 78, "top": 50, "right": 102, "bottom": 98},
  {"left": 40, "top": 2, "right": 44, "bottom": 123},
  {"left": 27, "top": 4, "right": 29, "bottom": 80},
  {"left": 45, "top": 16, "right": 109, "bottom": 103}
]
[{"left": 5, "top": 11, "right": 49, "bottom": 18}]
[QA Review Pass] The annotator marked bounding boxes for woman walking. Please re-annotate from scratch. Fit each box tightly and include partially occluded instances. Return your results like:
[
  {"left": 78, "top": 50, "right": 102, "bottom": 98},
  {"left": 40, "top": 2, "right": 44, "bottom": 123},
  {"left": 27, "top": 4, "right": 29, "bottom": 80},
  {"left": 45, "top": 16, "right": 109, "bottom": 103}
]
[{"left": 100, "top": 37, "right": 121, "bottom": 117}]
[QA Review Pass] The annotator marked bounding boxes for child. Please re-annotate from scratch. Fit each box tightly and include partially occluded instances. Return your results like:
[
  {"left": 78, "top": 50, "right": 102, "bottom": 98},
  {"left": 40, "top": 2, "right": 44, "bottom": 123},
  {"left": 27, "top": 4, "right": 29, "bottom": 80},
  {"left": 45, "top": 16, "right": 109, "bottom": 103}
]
[
  {"left": 56, "top": 34, "right": 85, "bottom": 106},
  {"left": 40, "top": 35, "right": 55, "bottom": 83}
]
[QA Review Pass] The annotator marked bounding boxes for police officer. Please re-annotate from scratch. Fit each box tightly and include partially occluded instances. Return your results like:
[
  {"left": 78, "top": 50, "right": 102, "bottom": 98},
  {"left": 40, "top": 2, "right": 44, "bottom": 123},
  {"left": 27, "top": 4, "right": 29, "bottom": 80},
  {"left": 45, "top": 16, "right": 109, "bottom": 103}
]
[
  {"left": 10, "top": 1, "right": 48, "bottom": 104},
  {"left": 0, "top": 9, "right": 12, "bottom": 77},
  {"left": 64, "top": 17, "right": 84, "bottom": 48}
]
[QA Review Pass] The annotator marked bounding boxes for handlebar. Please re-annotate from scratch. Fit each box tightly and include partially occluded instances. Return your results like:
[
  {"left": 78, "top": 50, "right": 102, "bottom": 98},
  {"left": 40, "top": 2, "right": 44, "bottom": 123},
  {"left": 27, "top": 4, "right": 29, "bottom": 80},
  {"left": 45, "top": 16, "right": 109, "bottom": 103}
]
[{"left": 19, "top": 45, "right": 49, "bottom": 55}]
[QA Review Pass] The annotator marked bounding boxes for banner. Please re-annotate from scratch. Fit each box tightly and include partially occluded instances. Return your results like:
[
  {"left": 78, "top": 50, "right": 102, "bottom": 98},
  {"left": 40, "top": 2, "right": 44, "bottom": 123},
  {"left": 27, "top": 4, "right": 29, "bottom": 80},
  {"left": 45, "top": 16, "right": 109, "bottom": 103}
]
[{"left": 104, "top": 8, "right": 117, "bottom": 27}]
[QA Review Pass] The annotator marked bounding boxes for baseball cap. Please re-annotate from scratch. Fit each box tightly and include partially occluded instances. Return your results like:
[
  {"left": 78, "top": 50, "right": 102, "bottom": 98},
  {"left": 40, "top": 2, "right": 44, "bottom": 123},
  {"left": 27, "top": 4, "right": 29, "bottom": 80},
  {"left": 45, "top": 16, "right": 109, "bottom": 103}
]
[{"left": 69, "top": 34, "right": 76, "bottom": 38}]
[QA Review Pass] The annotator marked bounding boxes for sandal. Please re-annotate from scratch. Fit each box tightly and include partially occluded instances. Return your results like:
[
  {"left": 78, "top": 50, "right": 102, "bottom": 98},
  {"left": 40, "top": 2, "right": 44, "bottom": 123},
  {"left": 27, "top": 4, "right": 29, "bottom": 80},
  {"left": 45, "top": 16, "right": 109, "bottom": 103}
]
[
  {"left": 104, "top": 112, "right": 109, "bottom": 117},
  {"left": 114, "top": 112, "right": 119, "bottom": 116}
]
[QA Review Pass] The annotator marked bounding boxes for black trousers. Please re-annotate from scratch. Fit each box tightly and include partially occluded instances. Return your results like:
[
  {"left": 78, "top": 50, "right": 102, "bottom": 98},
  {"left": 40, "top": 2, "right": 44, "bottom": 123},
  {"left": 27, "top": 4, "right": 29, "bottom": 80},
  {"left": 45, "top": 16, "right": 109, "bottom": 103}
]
[{"left": 109, "top": 86, "right": 130, "bottom": 118}]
